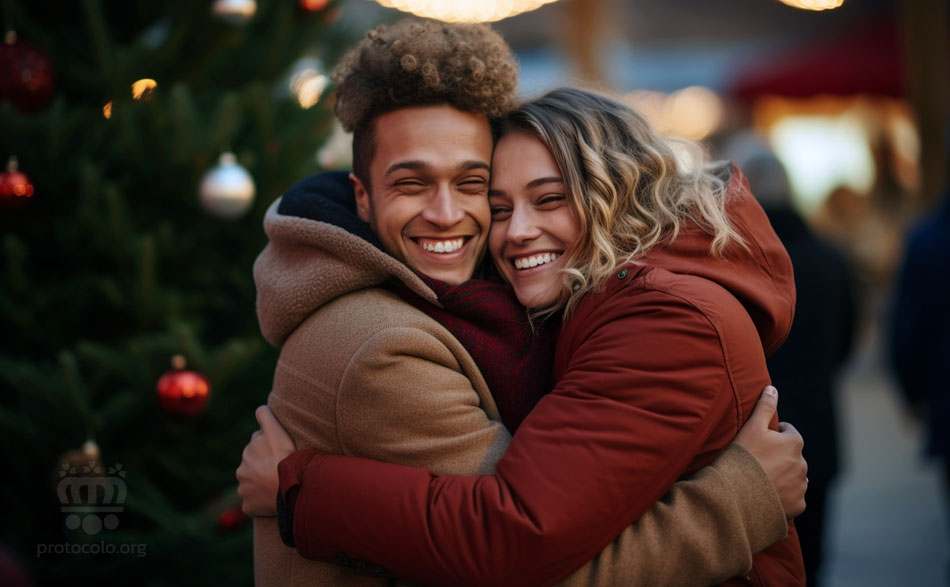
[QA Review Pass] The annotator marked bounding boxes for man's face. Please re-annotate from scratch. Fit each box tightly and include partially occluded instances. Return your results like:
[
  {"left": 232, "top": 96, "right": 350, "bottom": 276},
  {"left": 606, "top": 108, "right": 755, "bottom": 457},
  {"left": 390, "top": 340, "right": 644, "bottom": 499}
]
[{"left": 352, "top": 105, "right": 493, "bottom": 285}]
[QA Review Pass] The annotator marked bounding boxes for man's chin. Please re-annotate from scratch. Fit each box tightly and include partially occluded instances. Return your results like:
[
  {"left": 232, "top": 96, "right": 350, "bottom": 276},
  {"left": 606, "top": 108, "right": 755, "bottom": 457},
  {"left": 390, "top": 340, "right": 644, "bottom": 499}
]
[{"left": 409, "top": 261, "right": 474, "bottom": 286}]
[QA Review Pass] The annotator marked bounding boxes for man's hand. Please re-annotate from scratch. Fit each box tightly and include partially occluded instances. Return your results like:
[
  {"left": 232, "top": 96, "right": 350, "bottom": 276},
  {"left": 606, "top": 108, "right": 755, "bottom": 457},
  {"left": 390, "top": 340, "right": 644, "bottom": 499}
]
[
  {"left": 734, "top": 386, "right": 808, "bottom": 518},
  {"left": 236, "top": 405, "right": 296, "bottom": 517}
]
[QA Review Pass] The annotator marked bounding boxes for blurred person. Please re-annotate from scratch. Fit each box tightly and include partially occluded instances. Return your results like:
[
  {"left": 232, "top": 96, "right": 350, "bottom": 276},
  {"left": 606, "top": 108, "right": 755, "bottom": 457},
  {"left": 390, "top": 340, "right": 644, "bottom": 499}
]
[
  {"left": 889, "top": 188, "right": 950, "bottom": 555},
  {"left": 733, "top": 141, "right": 858, "bottom": 587}
]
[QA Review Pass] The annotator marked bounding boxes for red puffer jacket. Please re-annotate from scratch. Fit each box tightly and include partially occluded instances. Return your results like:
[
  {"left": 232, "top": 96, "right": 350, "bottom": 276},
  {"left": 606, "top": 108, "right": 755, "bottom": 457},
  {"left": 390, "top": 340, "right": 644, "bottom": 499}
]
[{"left": 278, "top": 165, "right": 804, "bottom": 586}]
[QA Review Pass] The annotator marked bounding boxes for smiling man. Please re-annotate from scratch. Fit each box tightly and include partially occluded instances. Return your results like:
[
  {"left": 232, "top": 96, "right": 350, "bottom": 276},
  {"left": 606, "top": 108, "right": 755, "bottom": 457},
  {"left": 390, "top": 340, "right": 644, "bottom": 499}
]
[
  {"left": 351, "top": 105, "right": 493, "bottom": 286},
  {"left": 243, "top": 19, "right": 801, "bottom": 587}
]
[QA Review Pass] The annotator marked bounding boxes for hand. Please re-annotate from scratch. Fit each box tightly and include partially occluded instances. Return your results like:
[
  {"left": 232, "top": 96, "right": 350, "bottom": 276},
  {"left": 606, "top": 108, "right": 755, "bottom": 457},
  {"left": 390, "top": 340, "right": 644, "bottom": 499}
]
[
  {"left": 734, "top": 386, "right": 807, "bottom": 518},
  {"left": 236, "top": 405, "right": 296, "bottom": 517}
]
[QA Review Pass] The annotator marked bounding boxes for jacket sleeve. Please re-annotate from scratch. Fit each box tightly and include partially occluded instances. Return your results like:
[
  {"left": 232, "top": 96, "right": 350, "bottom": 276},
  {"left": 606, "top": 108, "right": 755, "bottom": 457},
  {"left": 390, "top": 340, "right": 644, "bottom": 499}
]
[
  {"left": 556, "top": 444, "right": 787, "bottom": 587},
  {"left": 279, "top": 442, "right": 787, "bottom": 586},
  {"left": 279, "top": 288, "right": 750, "bottom": 587}
]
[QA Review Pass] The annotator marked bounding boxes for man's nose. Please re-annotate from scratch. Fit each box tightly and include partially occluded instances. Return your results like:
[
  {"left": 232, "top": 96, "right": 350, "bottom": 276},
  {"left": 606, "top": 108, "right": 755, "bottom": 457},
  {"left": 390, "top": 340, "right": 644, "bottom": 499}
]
[{"left": 421, "top": 184, "right": 465, "bottom": 228}]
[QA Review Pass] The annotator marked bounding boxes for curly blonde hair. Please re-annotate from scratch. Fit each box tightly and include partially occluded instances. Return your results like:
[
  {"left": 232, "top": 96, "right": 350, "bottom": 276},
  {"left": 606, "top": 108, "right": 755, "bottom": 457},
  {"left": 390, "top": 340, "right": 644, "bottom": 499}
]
[
  {"left": 332, "top": 19, "right": 519, "bottom": 185},
  {"left": 499, "top": 88, "right": 743, "bottom": 319}
]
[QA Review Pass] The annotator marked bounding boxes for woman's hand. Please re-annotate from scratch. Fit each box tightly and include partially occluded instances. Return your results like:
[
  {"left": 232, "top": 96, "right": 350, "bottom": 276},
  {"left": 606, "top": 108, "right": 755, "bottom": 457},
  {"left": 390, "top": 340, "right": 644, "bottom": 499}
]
[
  {"left": 236, "top": 405, "right": 296, "bottom": 517},
  {"left": 734, "top": 386, "right": 808, "bottom": 518}
]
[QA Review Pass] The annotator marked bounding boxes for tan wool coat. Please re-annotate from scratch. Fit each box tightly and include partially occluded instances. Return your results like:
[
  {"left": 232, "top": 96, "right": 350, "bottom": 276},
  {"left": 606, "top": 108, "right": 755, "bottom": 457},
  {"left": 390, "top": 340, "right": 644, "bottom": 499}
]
[{"left": 252, "top": 186, "right": 788, "bottom": 586}]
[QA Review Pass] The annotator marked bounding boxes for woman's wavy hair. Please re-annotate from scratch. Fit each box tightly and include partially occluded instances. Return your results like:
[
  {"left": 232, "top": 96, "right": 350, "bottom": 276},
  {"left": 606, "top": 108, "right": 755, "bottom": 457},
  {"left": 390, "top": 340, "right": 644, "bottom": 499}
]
[{"left": 498, "top": 87, "right": 743, "bottom": 319}]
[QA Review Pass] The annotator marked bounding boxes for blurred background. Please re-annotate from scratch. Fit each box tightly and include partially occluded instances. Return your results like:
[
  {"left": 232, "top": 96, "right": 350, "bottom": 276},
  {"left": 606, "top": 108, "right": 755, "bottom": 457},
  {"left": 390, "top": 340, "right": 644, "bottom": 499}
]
[{"left": 1, "top": 0, "right": 947, "bottom": 585}]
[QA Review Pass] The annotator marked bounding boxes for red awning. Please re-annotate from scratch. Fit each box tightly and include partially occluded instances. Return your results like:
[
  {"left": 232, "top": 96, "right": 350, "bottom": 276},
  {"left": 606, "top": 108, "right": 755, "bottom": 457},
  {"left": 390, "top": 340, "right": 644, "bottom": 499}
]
[{"left": 732, "top": 19, "right": 904, "bottom": 101}]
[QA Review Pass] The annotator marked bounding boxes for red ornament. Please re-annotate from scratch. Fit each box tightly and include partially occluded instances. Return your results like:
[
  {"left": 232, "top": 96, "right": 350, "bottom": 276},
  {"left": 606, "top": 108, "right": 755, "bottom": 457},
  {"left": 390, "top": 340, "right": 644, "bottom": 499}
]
[
  {"left": 217, "top": 506, "right": 249, "bottom": 531},
  {"left": 0, "top": 31, "right": 56, "bottom": 113},
  {"left": 156, "top": 355, "right": 211, "bottom": 418},
  {"left": 298, "top": 0, "right": 330, "bottom": 12},
  {"left": 0, "top": 157, "right": 34, "bottom": 211}
]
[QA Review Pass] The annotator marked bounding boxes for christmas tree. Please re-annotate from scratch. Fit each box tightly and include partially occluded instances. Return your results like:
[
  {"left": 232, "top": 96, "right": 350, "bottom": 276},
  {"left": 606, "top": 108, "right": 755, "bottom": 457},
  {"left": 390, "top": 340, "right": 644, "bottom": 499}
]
[{"left": 0, "top": 1, "right": 354, "bottom": 584}]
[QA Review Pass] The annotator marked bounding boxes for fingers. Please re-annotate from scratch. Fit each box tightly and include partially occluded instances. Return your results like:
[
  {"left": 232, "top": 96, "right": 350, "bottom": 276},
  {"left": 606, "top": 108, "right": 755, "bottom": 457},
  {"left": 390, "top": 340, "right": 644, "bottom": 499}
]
[
  {"left": 747, "top": 386, "right": 778, "bottom": 429},
  {"left": 254, "top": 405, "right": 276, "bottom": 430}
]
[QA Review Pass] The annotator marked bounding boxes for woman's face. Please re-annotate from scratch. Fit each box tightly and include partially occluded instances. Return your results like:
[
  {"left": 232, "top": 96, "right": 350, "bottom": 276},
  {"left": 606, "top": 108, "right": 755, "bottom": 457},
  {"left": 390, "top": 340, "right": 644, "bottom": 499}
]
[{"left": 488, "top": 132, "right": 580, "bottom": 309}]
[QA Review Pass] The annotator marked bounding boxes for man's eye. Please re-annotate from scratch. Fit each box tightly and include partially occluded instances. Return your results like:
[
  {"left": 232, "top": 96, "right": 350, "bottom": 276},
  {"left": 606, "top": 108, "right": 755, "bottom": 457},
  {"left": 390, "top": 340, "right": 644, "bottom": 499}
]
[{"left": 459, "top": 178, "right": 488, "bottom": 191}]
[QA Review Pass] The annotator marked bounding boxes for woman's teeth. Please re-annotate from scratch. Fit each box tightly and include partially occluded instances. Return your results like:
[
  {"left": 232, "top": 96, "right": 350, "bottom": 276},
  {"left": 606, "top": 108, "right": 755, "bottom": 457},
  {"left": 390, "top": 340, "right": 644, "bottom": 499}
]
[
  {"left": 420, "top": 238, "right": 464, "bottom": 253},
  {"left": 514, "top": 252, "right": 559, "bottom": 270}
]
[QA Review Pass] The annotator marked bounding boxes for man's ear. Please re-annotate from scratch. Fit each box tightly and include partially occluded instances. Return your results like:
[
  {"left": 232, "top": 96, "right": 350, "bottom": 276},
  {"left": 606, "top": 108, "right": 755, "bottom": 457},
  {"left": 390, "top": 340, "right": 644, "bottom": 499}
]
[{"left": 350, "top": 172, "right": 372, "bottom": 223}]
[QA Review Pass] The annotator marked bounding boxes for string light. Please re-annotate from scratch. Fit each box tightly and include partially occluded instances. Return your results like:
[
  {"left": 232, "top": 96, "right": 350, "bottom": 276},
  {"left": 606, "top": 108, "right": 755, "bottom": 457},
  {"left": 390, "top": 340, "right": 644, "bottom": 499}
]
[
  {"left": 371, "top": 0, "right": 560, "bottom": 23},
  {"left": 777, "top": 0, "right": 845, "bottom": 11},
  {"left": 131, "top": 79, "right": 157, "bottom": 101}
]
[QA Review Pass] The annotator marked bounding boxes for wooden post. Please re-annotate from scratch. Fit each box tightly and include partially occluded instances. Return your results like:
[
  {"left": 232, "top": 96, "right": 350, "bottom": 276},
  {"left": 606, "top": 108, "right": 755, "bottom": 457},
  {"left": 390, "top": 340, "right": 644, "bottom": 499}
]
[{"left": 899, "top": 0, "right": 950, "bottom": 210}]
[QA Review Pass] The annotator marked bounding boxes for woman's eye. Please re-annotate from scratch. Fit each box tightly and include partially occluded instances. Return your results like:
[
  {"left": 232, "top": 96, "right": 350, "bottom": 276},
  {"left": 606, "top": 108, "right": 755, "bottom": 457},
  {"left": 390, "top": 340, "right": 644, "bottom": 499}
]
[
  {"left": 537, "top": 194, "right": 566, "bottom": 207},
  {"left": 490, "top": 206, "right": 512, "bottom": 219}
]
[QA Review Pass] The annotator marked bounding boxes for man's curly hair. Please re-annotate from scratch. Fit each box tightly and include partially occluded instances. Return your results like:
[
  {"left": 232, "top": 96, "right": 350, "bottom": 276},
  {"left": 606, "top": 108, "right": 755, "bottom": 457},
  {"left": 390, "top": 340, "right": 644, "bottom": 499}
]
[{"left": 332, "top": 19, "right": 519, "bottom": 185}]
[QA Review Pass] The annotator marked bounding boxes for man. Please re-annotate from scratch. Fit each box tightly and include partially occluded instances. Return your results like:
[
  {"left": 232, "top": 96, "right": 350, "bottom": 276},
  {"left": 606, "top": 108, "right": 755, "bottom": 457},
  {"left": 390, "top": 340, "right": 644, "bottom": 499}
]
[{"left": 240, "top": 19, "right": 803, "bottom": 586}]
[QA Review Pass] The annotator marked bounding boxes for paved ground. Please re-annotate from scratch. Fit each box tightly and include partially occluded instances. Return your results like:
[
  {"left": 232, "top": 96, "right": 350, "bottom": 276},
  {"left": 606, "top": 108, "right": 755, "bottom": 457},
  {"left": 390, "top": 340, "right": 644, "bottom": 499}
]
[{"left": 820, "top": 321, "right": 948, "bottom": 586}]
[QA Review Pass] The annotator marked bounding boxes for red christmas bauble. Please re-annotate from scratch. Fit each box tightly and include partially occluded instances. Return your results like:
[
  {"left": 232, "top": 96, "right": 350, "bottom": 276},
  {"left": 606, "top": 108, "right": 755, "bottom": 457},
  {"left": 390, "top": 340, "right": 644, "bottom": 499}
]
[
  {"left": 0, "top": 32, "right": 56, "bottom": 113},
  {"left": 0, "top": 158, "right": 34, "bottom": 211},
  {"left": 156, "top": 357, "right": 211, "bottom": 417},
  {"left": 298, "top": 0, "right": 330, "bottom": 12},
  {"left": 217, "top": 506, "right": 249, "bottom": 531}
]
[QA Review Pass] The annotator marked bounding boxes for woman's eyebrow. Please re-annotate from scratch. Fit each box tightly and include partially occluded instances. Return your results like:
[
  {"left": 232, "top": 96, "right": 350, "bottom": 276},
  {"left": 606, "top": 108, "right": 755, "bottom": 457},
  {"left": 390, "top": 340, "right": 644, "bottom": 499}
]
[{"left": 525, "top": 177, "right": 563, "bottom": 189}]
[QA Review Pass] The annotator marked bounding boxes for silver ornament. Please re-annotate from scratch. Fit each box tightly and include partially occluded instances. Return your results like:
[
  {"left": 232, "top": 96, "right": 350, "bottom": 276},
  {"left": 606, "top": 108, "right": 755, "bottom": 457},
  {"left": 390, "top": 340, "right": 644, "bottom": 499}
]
[
  {"left": 211, "top": 0, "right": 257, "bottom": 25},
  {"left": 200, "top": 153, "right": 256, "bottom": 219}
]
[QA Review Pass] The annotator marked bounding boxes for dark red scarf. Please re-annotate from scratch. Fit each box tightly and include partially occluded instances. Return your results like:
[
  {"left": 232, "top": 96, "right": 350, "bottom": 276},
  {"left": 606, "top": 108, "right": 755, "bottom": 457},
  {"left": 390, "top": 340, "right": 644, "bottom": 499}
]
[{"left": 389, "top": 275, "right": 556, "bottom": 432}]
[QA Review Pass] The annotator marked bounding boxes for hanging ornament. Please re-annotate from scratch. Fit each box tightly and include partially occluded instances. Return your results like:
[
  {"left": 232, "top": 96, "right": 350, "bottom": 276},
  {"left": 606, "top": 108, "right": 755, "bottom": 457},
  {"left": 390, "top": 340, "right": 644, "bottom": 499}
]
[
  {"left": 0, "top": 31, "right": 55, "bottom": 113},
  {"left": 156, "top": 355, "right": 211, "bottom": 418},
  {"left": 298, "top": 0, "right": 330, "bottom": 12},
  {"left": 217, "top": 505, "right": 249, "bottom": 531},
  {"left": 0, "top": 157, "right": 35, "bottom": 211},
  {"left": 200, "top": 152, "right": 256, "bottom": 219},
  {"left": 211, "top": 0, "right": 257, "bottom": 25},
  {"left": 52, "top": 440, "right": 102, "bottom": 492}
]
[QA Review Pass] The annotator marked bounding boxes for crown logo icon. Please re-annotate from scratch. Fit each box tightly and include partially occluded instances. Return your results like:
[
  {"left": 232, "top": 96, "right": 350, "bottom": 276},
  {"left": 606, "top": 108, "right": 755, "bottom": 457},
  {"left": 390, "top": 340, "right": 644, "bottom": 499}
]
[{"left": 57, "top": 461, "right": 127, "bottom": 535}]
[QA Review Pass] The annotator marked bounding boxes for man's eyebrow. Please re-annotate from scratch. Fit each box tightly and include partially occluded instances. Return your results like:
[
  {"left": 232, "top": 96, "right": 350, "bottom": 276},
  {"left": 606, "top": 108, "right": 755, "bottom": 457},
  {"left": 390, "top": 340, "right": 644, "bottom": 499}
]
[
  {"left": 384, "top": 161, "right": 426, "bottom": 177},
  {"left": 461, "top": 161, "right": 491, "bottom": 172},
  {"left": 384, "top": 160, "right": 490, "bottom": 177}
]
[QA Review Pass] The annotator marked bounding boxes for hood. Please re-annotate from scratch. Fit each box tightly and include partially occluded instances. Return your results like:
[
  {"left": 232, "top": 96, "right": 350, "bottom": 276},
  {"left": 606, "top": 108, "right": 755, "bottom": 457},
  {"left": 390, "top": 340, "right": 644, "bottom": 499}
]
[
  {"left": 254, "top": 171, "right": 439, "bottom": 347},
  {"left": 641, "top": 163, "right": 796, "bottom": 355}
]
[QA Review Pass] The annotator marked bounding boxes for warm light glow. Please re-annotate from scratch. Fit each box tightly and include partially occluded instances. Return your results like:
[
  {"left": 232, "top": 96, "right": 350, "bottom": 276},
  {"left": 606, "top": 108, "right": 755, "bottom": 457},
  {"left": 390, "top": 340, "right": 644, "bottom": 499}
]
[
  {"left": 769, "top": 114, "right": 875, "bottom": 212},
  {"left": 290, "top": 70, "right": 329, "bottom": 109},
  {"left": 625, "top": 86, "right": 723, "bottom": 141},
  {"left": 665, "top": 86, "right": 724, "bottom": 141},
  {"left": 777, "top": 0, "right": 845, "bottom": 11},
  {"left": 102, "top": 101, "right": 112, "bottom": 119},
  {"left": 131, "top": 79, "right": 157, "bottom": 101},
  {"left": 371, "top": 0, "right": 560, "bottom": 22}
]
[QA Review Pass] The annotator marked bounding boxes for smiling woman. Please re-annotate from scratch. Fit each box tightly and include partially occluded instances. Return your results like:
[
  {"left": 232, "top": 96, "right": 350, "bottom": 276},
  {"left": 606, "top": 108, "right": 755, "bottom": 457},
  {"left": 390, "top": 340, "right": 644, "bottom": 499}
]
[{"left": 489, "top": 132, "right": 580, "bottom": 308}]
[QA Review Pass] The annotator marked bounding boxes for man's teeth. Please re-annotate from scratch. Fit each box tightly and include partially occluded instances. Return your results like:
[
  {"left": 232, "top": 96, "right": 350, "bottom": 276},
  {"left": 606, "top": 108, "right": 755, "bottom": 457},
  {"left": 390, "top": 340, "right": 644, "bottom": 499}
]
[
  {"left": 514, "top": 252, "right": 559, "bottom": 270},
  {"left": 420, "top": 238, "right": 465, "bottom": 253}
]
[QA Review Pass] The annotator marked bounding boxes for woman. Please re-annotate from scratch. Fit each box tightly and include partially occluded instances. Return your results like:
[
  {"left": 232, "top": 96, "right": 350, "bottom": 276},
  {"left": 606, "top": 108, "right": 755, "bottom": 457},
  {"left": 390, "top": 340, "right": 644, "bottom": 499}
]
[{"left": 242, "top": 88, "right": 805, "bottom": 586}]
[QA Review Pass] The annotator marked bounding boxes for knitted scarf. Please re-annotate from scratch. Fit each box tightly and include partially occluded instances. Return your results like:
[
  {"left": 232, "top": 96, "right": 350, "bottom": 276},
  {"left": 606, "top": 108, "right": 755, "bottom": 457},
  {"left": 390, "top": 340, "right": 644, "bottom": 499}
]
[{"left": 390, "top": 275, "right": 556, "bottom": 433}]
